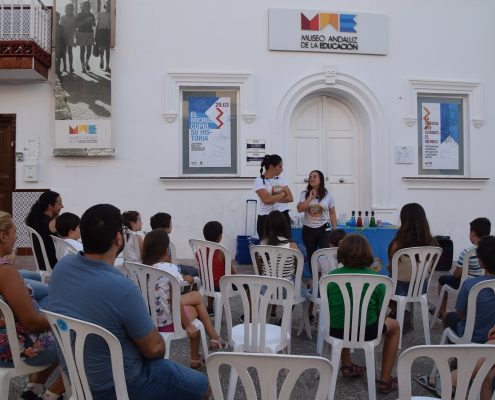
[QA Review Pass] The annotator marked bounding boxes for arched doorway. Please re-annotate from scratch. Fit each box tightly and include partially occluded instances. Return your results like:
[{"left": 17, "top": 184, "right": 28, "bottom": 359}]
[
  {"left": 289, "top": 94, "right": 364, "bottom": 216},
  {"left": 275, "top": 68, "right": 389, "bottom": 217}
]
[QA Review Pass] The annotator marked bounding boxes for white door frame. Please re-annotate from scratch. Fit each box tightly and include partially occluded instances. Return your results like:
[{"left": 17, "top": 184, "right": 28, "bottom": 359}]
[{"left": 275, "top": 66, "right": 394, "bottom": 215}]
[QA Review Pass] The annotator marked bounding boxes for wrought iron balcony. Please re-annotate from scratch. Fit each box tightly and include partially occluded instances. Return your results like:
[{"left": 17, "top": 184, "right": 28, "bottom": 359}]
[{"left": 0, "top": 0, "right": 52, "bottom": 80}]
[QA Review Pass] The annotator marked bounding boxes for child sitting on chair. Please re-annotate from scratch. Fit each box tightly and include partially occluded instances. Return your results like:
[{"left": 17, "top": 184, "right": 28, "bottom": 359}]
[
  {"left": 442, "top": 235, "right": 495, "bottom": 343},
  {"left": 327, "top": 234, "right": 400, "bottom": 394},
  {"left": 328, "top": 228, "right": 346, "bottom": 248},
  {"left": 142, "top": 229, "right": 227, "bottom": 369},
  {"left": 55, "top": 212, "right": 83, "bottom": 254},
  {"left": 122, "top": 210, "right": 144, "bottom": 261},
  {"left": 200, "top": 221, "right": 236, "bottom": 314},
  {"left": 316, "top": 228, "right": 346, "bottom": 273},
  {"left": 434, "top": 217, "right": 491, "bottom": 318},
  {"left": 150, "top": 212, "right": 199, "bottom": 278}
]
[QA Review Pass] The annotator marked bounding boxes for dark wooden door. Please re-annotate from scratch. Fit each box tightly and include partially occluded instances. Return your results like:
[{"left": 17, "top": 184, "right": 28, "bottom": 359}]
[{"left": 0, "top": 115, "right": 15, "bottom": 214}]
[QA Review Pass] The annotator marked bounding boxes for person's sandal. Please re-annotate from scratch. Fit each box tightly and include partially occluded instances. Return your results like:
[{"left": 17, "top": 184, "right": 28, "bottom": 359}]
[
  {"left": 190, "top": 358, "right": 205, "bottom": 370},
  {"left": 209, "top": 338, "right": 229, "bottom": 351},
  {"left": 340, "top": 363, "right": 366, "bottom": 378},
  {"left": 377, "top": 376, "right": 398, "bottom": 394}
]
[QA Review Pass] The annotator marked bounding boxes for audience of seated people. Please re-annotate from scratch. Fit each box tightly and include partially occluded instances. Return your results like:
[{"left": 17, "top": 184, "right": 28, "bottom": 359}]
[
  {"left": 4, "top": 195, "right": 495, "bottom": 399},
  {"left": 43, "top": 204, "right": 210, "bottom": 399}
]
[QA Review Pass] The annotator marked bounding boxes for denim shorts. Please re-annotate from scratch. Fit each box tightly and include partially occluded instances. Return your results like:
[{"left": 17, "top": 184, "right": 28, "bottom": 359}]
[
  {"left": 438, "top": 274, "right": 461, "bottom": 290},
  {"left": 92, "top": 358, "right": 209, "bottom": 400}
]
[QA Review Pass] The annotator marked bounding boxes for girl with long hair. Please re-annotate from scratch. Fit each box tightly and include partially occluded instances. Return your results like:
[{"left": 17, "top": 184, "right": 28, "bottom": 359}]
[
  {"left": 142, "top": 229, "right": 227, "bottom": 369},
  {"left": 25, "top": 190, "right": 63, "bottom": 270},
  {"left": 253, "top": 154, "right": 293, "bottom": 240},
  {"left": 297, "top": 170, "right": 337, "bottom": 273},
  {"left": 387, "top": 203, "right": 438, "bottom": 296}
]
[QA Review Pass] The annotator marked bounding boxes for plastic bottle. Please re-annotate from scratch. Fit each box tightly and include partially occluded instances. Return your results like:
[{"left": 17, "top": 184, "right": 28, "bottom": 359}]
[
  {"left": 356, "top": 211, "right": 363, "bottom": 227},
  {"left": 369, "top": 210, "right": 376, "bottom": 227},
  {"left": 350, "top": 210, "right": 356, "bottom": 227},
  {"left": 364, "top": 211, "right": 370, "bottom": 227}
]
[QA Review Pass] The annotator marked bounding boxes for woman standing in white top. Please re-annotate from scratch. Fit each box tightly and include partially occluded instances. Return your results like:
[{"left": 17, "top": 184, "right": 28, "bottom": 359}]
[
  {"left": 297, "top": 170, "right": 337, "bottom": 273},
  {"left": 253, "top": 154, "right": 293, "bottom": 240}
]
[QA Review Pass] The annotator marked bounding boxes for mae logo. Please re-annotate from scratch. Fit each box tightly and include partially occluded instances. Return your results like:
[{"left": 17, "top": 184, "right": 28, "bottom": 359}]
[
  {"left": 69, "top": 124, "right": 97, "bottom": 135},
  {"left": 301, "top": 13, "right": 357, "bottom": 33}
]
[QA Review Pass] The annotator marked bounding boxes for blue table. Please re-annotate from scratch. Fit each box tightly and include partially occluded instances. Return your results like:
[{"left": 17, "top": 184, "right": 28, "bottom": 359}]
[{"left": 291, "top": 225, "right": 398, "bottom": 276}]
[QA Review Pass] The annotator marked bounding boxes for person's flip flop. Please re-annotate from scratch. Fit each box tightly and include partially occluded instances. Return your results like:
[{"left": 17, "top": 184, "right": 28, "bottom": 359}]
[{"left": 340, "top": 363, "right": 366, "bottom": 378}]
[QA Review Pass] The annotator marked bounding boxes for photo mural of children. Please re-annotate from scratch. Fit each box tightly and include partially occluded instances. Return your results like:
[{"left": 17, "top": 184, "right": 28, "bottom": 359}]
[{"left": 75, "top": 1, "right": 96, "bottom": 73}]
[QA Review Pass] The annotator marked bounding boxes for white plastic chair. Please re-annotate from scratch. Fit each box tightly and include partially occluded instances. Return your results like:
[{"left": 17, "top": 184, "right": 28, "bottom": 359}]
[
  {"left": 313, "top": 247, "right": 339, "bottom": 275},
  {"left": 123, "top": 261, "right": 208, "bottom": 359},
  {"left": 428, "top": 279, "right": 495, "bottom": 385},
  {"left": 438, "top": 279, "right": 495, "bottom": 346},
  {"left": 26, "top": 226, "right": 53, "bottom": 283},
  {"left": 249, "top": 245, "right": 307, "bottom": 336},
  {"left": 390, "top": 246, "right": 442, "bottom": 348},
  {"left": 398, "top": 344, "right": 495, "bottom": 400},
  {"left": 431, "top": 247, "right": 477, "bottom": 327},
  {"left": 299, "top": 247, "right": 339, "bottom": 342},
  {"left": 220, "top": 275, "right": 295, "bottom": 400},
  {"left": 0, "top": 299, "right": 52, "bottom": 400},
  {"left": 319, "top": 273, "right": 393, "bottom": 400},
  {"left": 169, "top": 241, "right": 178, "bottom": 265},
  {"left": 51, "top": 235, "right": 78, "bottom": 260},
  {"left": 123, "top": 229, "right": 142, "bottom": 262},
  {"left": 42, "top": 309, "right": 129, "bottom": 400},
  {"left": 189, "top": 239, "right": 239, "bottom": 333},
  {"left": 207, "top": 352, "right": 334, "bottom": 400}
]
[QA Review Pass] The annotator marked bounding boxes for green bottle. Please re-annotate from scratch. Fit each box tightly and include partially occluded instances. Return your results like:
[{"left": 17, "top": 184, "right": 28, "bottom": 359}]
[{"left": 369, "top": 210, "right": 376, "bottom": 227}]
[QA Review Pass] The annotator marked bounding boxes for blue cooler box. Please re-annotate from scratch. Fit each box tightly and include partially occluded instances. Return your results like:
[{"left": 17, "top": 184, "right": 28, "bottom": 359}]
[{"left": 235, "top": 235, "right": 260, "bottom": 265}]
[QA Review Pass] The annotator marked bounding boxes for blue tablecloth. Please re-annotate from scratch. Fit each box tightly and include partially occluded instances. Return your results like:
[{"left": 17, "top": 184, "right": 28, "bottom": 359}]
[{"left": 291, "top": 225, "right": 398, "bottom": 276}]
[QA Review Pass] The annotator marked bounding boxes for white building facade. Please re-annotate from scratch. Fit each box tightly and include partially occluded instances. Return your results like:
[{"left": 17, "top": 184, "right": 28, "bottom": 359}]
[{"left": 1, "top": 0, "right": 493, "bottom": 258}]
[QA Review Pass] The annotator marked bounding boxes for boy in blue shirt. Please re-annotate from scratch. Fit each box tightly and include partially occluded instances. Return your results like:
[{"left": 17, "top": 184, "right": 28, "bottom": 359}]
[
  {"left": 435, "top": 218, "right": 491, "bottom": 318},
  {"left": 443, "top": 235, "right": 495, "bottom": 343}
]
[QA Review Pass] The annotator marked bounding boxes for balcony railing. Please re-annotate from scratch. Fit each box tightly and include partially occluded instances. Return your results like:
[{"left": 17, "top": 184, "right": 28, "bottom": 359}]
[{"left": 0, "top": 0, "right": 51, "bottom": 65}]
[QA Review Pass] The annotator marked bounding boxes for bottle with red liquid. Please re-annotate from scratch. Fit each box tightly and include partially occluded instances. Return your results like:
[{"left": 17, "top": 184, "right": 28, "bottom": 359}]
[{"left": 356, "top": 210, "right": 363, "bottom": 227}]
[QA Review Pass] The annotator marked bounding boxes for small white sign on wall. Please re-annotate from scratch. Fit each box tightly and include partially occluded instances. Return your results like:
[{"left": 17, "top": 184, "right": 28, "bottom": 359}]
[
  {"left": 395, "top": 145, "right": 414, "bottom": 164},
  {"left": 246, "top": 139, "right": 266, "bottom": 166}
]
